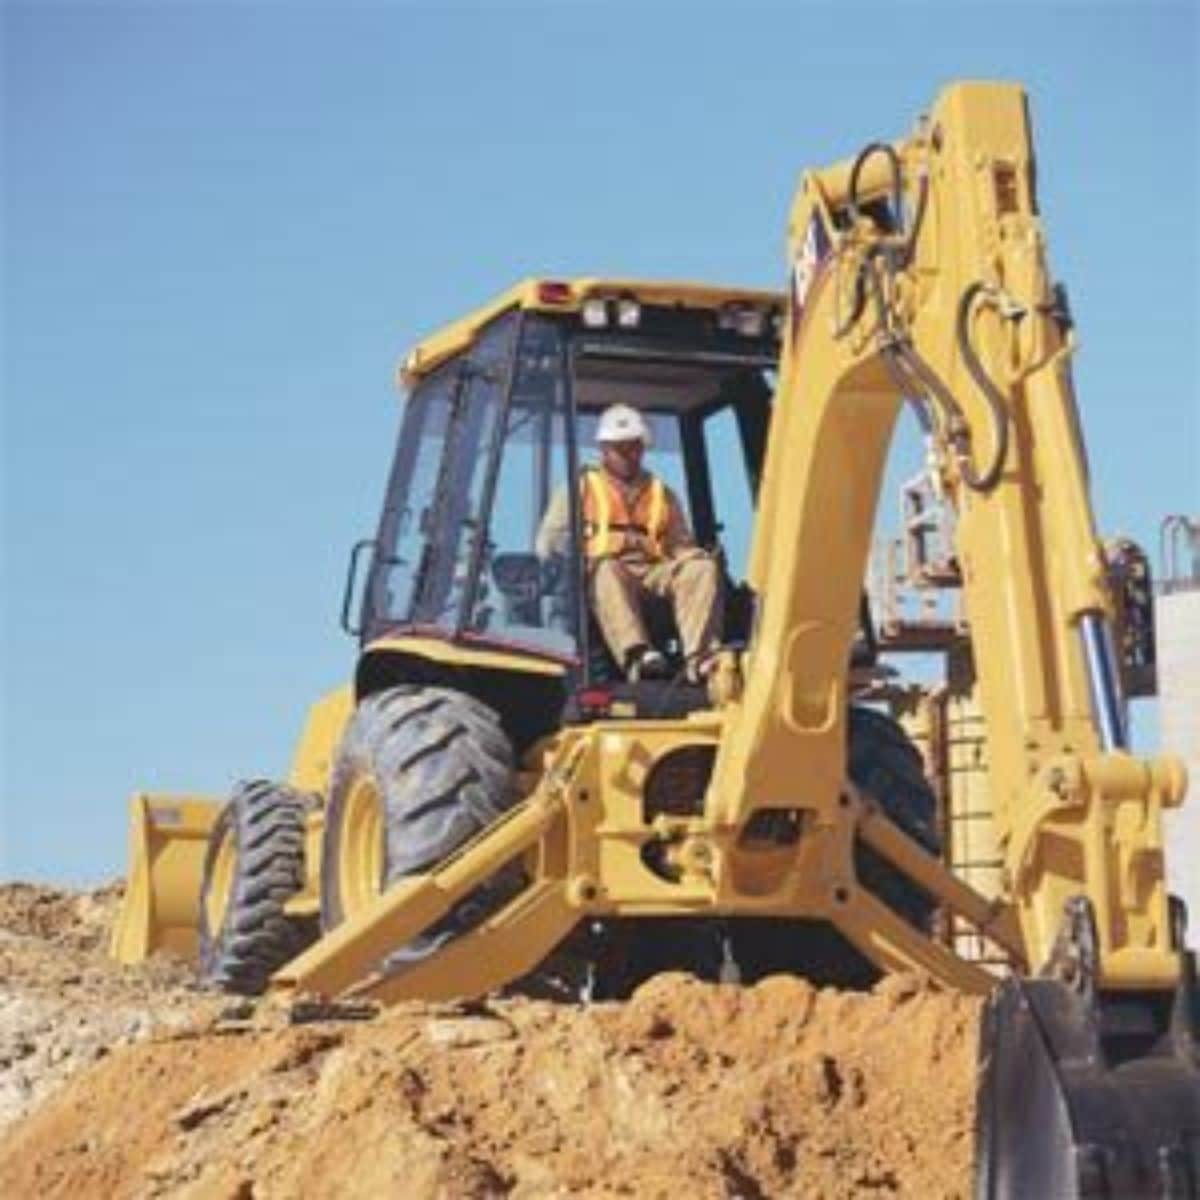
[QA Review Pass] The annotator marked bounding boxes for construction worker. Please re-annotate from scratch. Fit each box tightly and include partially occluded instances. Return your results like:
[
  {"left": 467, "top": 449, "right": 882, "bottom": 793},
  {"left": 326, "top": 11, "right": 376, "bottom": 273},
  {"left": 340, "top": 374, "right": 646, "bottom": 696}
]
[{"left": 536, "top": 403, "right": 724, "bottom": 681}]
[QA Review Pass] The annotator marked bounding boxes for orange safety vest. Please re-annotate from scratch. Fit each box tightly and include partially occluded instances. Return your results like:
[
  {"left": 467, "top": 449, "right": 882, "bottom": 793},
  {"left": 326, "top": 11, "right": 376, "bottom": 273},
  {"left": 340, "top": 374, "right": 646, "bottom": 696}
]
[{"left": 581, "top": 469, "right": 670, "bottom": 561}]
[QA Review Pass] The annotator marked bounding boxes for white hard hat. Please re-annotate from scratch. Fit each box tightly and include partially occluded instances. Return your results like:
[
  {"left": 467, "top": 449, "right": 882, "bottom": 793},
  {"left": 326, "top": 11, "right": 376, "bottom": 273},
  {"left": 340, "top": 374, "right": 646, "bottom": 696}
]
[{"left": 596, "top": 403, "right": 652, "bottom": 446}]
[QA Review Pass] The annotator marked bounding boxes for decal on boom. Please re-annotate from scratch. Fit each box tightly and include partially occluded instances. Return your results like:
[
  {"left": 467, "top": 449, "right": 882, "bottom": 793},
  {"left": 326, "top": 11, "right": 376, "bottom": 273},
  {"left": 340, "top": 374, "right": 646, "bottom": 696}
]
[{"left": 790, "top": 211, "right": 831, "bottom": 336}]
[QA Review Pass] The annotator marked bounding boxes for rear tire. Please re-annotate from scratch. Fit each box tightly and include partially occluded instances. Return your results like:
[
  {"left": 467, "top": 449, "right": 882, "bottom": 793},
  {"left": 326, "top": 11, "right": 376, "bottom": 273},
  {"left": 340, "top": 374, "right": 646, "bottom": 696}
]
[
  {"left": 197, "top": 779, "right": 315, "bottom": 995},
  {"left": 320, "top": 685, "right": 517, "bottom": 966},
  {"left": 720, "top": 706, "right": 940, "bottom": 991},
  {"left": 847, "top": 705, "right": 940, "bottom": 927}
]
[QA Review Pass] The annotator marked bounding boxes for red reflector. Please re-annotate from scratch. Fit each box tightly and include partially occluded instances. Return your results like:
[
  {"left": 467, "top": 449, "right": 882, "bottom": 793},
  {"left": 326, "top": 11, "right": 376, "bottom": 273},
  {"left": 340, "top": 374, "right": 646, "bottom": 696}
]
[
  {"left": 578, "top": 687, "right": 613, "bottom": 712},
  {"left": 537, "top": 280, "right": 573, "bottom": 305}
]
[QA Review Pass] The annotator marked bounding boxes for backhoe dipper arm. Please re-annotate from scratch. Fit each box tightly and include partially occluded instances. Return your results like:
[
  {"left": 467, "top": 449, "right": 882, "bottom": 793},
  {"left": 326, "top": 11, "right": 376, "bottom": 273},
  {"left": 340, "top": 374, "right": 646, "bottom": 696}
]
[{"left": 708, "top": 81, "right": 1188, "bottom": 989}]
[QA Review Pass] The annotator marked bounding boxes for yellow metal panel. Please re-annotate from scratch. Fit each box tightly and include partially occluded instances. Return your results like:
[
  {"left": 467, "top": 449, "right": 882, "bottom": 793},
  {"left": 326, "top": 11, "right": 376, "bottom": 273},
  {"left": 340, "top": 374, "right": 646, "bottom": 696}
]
[
  {"left": 287, "top": 685, "right": 354, "bottom": 796},
  {"left": 362, "top": 634, "right": 570, "bottom": 678},
  {"left": 109, "top": 793, "right": 222, "bottom": 964},
  {"left": 398, "top": 277, "right": 784, "bottom": 385}
]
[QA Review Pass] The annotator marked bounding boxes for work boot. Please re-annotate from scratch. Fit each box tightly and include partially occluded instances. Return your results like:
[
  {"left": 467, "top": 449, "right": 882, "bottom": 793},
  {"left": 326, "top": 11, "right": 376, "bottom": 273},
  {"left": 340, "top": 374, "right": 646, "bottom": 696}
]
[
  {"left": 684, "top": 648, "right": 721, "bottom": 685},
  {"left": 627, "top": 647, "right": 669, "bottom": 682}
]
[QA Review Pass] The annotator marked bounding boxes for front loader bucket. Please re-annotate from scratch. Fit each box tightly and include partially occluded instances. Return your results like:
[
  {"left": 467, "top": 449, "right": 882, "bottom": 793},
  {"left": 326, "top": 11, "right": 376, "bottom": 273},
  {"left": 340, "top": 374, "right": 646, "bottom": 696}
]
[
  {"left": 109, "top": 793, "right": 222, "bottom": 964},
  {"left": 976, "top": 962, "right": 1200, "bottom": 1198}
]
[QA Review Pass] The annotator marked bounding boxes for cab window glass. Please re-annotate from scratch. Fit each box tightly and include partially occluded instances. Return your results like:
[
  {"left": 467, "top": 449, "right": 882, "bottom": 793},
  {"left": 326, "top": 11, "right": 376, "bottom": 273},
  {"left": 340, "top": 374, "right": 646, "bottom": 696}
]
[
  {"left": 365, "top": 312, "right": 519, "bottom": 636},
  {"left": 411, "top": 313, "right": 518, "bottom": 628},
  {"left": 366, "top": 363, "right": 455, "bottom": 630},
  {"left": 468, "top": 315, "right": 577, "bottom": 657},
  {"left": 704, "top": 406, "right": 754, "bottom": 576}
]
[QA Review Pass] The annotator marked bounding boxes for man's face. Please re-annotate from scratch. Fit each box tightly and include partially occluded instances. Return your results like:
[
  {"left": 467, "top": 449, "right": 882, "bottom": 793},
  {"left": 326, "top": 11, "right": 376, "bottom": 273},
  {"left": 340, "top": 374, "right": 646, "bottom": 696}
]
[{"left": 601, "top": 438, "right": 644, "bottom": 482}]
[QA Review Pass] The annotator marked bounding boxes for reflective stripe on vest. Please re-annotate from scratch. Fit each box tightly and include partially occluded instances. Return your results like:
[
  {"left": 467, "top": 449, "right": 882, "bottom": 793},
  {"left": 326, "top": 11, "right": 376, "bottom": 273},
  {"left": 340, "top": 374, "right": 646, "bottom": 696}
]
[{"left": 582, "top": 470, "right": 669, "bottom": 560}]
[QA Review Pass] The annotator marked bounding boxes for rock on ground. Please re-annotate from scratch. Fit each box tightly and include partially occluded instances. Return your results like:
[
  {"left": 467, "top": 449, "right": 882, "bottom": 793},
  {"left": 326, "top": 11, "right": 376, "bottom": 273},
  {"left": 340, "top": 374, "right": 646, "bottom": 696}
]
[{"left": 0, "top": 881, "right": 980, "bottom": 1198}]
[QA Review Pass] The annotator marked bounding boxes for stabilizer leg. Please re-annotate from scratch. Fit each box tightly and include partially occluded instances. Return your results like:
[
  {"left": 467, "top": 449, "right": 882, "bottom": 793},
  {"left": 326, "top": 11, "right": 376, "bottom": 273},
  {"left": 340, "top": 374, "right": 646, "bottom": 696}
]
[
  {"left": 832, "top": 886, "right": 997, "bottom": 995},
  {"left": 270, "top": 791, "right": 569, "bottom": 1001},
  {"left": 346, "top": 880, "right": 578, "bottom": 1004}
]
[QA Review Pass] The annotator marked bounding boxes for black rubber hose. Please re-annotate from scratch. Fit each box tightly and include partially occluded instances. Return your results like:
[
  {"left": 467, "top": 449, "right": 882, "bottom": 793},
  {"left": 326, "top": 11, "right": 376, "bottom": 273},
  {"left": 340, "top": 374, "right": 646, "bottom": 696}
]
[
  {"left": 892, "top": 341, "right": 965, "bottom": 432},
  {"left": 892, "top": 320, "right": 1007, "bottom": 495},
  {"left": 955, "top": 283, "right": 1011, "bottom": 492},
  {"left": 835, "top": 241, "right": 896, "bottom": 339},
  {"left": 880, "top": 344, "right": 935, "bottom": 435},
  {"left": 847, "top": 141, "right": 904, "bottom": 233},
  {"left": 864, "top": 247, "right": 896, "bottom": 330},
  {"left": 833, "top": 257, "right": 868, "bottom": 338}
]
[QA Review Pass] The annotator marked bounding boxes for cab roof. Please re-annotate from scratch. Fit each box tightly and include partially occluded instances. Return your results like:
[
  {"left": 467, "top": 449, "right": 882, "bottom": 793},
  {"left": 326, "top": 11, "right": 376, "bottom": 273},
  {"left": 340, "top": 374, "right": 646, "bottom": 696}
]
[{"left": 398, "top": 277, "right": 784, "bottom": 387}]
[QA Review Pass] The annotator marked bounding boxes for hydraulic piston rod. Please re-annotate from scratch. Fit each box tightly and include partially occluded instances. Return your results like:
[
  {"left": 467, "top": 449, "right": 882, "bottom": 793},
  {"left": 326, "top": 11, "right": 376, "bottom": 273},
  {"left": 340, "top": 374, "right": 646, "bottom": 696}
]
[{"left": 1079, "top": 611, "right": 1129, "bottom": 752}]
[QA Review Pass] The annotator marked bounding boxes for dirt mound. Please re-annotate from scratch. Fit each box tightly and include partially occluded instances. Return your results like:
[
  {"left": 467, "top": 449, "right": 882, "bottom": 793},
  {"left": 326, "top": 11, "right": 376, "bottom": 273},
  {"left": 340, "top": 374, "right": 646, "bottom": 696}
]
[
  {"left": 0, "top": 881, "right": 218, "bottom": 1133},
  {"left": 0, "top": 881, "right": 117, "bottom": 945},
  {"left": 0, "top": 883, "right": 981, "bottom": 1198}
]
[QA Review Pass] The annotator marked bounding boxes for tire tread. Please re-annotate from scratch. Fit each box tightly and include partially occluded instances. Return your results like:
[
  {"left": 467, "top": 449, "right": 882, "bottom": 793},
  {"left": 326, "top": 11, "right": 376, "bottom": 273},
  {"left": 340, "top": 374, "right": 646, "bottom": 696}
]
[
  {"left": 198, "top": 779, "right": 316, "bottom": 995},
  {"left": 321, "top": 687, "right": 517, "bottom": 966}
]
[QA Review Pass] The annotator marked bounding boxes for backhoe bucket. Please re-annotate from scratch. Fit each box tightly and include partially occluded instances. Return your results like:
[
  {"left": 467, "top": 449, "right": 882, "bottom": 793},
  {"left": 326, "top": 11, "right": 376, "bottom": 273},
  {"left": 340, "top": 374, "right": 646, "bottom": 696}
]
[
  {"left": 975, "top": 963, "right": 1200, "bottom": 1198},
  {"left": 109, "top": 793, "right": 222, "bottom": 964}
]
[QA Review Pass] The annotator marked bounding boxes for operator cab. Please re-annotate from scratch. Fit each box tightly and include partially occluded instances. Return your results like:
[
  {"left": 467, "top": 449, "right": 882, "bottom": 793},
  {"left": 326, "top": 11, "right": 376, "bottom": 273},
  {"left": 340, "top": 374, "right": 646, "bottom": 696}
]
[{"left": 350, "top": 279, "right": 781, "bottom": 716}]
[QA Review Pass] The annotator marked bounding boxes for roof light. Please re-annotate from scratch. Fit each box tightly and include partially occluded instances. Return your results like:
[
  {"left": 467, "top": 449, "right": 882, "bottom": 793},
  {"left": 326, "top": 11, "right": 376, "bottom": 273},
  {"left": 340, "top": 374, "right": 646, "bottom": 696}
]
[
  {"left": 537, "top": 280, "right": 573, "bottom": 305},
  {"left": 581, "top": 298, "right": 609, "bottom": 328},
  {"left": 718, "top": 302, "right": 769, "bottom": 337},
  {"left": 735, "top": 307, "right": 767, "bottom": 337},
  {"left": 615, "top": 297, "right": 641, "bottom": 328}
]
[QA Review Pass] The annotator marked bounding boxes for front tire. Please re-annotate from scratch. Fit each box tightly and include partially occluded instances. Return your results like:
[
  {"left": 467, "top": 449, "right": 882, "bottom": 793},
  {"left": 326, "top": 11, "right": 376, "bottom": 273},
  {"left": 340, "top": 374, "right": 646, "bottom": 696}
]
[
  {"left": 320, "top": 686, "right": 517, "bottom": 966},
  {"left": 197, "top": 779, "right": 315, "bottom": 994}
]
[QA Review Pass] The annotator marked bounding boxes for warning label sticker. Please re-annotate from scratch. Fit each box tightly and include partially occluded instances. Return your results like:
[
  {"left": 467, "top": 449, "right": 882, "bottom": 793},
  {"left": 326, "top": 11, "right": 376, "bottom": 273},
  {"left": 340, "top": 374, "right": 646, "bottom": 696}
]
[{"left": 789, "top": 211, "right": 831, "bottom": 335}]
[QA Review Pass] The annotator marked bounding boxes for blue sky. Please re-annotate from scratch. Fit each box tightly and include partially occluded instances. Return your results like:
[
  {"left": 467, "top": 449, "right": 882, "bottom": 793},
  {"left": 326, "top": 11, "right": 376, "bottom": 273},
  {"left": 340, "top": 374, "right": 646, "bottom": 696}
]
[{"left": 3, "top": 1, "right": 1197, "bottom": 884}]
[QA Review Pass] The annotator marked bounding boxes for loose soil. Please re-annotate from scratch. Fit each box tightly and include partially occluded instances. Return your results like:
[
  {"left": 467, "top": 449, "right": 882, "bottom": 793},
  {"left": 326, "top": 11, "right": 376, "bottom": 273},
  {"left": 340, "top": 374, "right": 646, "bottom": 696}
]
[{"left": 0, "top": 882, "right": 980, "bottom": 1198}]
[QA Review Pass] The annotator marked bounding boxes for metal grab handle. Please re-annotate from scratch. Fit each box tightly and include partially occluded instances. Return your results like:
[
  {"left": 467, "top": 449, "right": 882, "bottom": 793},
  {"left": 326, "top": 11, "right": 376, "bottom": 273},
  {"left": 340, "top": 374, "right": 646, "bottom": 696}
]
[{"left": 340, "top": 539, "right": 377, "bottom": 637}]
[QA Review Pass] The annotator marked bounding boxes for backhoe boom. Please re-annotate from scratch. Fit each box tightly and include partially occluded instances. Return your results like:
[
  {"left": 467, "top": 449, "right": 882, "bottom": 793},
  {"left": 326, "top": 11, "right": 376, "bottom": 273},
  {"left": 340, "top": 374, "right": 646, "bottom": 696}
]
[
  {"left": 703, "top": 80, "right": 1198, "bottom": 1198},
  {"left": 710, "top": 80, "right": 1187, "bottom": 990}
]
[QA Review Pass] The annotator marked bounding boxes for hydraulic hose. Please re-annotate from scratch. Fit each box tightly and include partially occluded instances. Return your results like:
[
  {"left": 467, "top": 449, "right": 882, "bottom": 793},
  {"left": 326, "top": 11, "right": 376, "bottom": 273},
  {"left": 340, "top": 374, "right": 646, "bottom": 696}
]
[
  {"left": 954, "top": 282, "right": 1011, "bottom": 492},
  {"left": 834, "top": 241, "right": 893, "bottom": 340},
  {"left": 838, "top": 144, "right": 928, "bottom": 338},
  {"left": 891, "top": 336, "right": 1005, "bottom": 495},
  {"left": 880, "top": 343, "right": 935, "bottom": 435},
  {"left": 847, "top": 141, "right": 904, "bottom": 233},
  {"left": 847, "top": 141, "right": 927, "bottom": 267},
  {"left": 833, "top": 256, "right": 869, "bottom": 339},
  {"left": 888, "top": 340, "right": 978, "bottom": 476},
  {"left": 842, "top": 144, "right": 1005, "bottom": 495}
]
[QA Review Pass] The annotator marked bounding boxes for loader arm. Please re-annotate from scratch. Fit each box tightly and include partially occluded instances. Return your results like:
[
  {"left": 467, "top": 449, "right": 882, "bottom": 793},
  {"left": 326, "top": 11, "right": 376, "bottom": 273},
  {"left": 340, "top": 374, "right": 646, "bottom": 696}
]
[{"left": 708, "top": 80, "right": 1187, "bottom": 989}]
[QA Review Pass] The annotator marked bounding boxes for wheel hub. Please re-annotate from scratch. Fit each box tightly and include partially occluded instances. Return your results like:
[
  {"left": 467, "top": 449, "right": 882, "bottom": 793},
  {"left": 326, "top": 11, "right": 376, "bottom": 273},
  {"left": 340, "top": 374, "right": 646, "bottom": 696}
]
[{"left": 337, "top": 773, "right": 385, "bottom": 916}]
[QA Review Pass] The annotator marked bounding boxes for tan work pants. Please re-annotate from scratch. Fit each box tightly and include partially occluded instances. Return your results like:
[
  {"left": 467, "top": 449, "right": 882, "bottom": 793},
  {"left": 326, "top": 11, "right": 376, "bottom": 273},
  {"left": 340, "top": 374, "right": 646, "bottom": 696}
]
[{"left": 589, "top": 551, "right": 724, "bottom": 667}]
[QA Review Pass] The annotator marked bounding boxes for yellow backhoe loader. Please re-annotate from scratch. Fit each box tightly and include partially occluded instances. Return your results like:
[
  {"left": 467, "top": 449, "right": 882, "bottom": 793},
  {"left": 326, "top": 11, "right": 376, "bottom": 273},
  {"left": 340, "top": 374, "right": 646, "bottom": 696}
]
[{"left": 111, "top": 81, "right": 1199, "bottom": 1196}]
